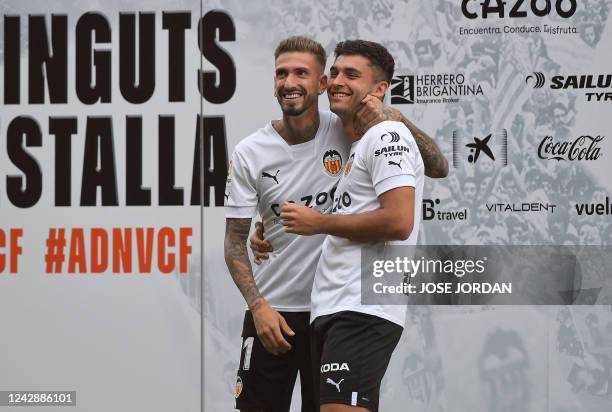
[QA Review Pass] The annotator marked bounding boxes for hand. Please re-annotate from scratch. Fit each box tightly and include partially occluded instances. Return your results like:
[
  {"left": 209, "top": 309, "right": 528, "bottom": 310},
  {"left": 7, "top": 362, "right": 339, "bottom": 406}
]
[
  {"left": 250, "top": 221, "right": 273, "bottom": 265},
  {"left": 355, "top": 95, "right": 403, "bottom": 135},
  {"left": 250, "top": 298, "right": 294, "bottom": 355},
  {"left": 281, "top": 203, "right": 324, "bottom": 235},
  {"left": 354, "top": 94, "right": 385, "bottom": 135}
]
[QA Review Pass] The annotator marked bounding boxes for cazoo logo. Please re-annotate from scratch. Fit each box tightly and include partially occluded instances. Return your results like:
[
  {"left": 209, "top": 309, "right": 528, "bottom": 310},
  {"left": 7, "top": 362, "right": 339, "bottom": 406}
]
[{"left": 461, "top": 0, "right": 577, "bottom": 19}]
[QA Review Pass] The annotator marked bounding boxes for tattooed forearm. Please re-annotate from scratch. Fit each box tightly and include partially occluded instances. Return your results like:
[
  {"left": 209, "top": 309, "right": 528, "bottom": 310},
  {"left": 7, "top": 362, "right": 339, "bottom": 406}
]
[
  {"left": 224, "top": 218, "right": 262, "bottom": 308},
  {"left": 387, "top": 108, "right": 449, "bottom": 178}
]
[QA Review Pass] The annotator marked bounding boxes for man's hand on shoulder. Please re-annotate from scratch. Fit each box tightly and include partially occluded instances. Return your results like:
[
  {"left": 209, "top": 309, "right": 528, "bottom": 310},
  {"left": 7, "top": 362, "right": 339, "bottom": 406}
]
[{"left": 280, "top": 203, "right": 324, "bottom": 235}]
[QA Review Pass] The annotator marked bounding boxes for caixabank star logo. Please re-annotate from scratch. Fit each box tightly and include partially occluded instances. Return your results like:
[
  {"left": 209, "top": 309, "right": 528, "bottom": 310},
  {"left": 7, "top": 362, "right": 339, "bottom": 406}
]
[{"left": 452, "top": 129, "right": 508, "bottom": 167}]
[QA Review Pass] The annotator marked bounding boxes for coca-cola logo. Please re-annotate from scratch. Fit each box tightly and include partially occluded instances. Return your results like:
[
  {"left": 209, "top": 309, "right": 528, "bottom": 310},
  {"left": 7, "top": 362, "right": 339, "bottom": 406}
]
[{"left": 538, "top": 135, "right": 604, "bottom": 161}]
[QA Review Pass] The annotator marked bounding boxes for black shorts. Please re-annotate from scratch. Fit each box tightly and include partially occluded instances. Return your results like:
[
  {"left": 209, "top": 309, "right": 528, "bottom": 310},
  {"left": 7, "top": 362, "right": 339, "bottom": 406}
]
[
  {"left": 235, "top": 310, "right": 315, "bottom": 412},
  {"left": 311, "top": 311, "right": 403, "bottom": 412}
]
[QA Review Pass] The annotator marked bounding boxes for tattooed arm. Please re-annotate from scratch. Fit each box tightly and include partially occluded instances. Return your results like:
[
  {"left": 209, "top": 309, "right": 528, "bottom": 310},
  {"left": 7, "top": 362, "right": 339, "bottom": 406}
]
[
  {"left": 392, "top": 108, "right": 449, "bottom": 178},
  {"left": 355, "top": 96, "right": 449, "bottom": 178},
  {"left": 224, "top": 218, "right": 294, "bottom": 354},
  {"left": 224, "top": 218, "right": 261, "bottom": 307}
]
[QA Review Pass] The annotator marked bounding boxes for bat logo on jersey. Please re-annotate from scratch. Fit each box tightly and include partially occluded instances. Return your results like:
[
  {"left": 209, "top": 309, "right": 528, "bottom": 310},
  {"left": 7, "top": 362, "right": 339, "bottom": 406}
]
[
  {"left": 344, "top": 153, "right": 355, "bottom": 176},
  {"left": 235, "top": 376, "right": 243, "bottom": 398},
  {"left": 326, "top": 378, "right": 345, "bottom": 393},
  {"left": 323, "top": 150, "right": 343, "bottom": 176},
  {"left": 262, "top": 170, "right": 280, "bottom": 184},
  {"left": 389, "top": 159, "right": 403, "bottom": 169},
  {"left": 381, "top": 131, "right": 401, "bottom": 143}
]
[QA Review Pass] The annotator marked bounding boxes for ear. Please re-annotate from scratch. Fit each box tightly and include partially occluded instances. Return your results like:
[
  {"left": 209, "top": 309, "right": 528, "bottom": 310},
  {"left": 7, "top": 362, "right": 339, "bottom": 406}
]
[
  {"left": 370, "top": 80, "right": 389, "bottom": 100},
  {"left": 318, "top": 74, "right": 328, "bottom": 95}
]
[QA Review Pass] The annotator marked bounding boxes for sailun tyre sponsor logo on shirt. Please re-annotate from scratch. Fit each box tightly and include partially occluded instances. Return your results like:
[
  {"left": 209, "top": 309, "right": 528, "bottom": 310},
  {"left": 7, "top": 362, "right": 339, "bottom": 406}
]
[
  {"left": 381, "top": 131, "right": 401, "bottom": 143},
  {"left": 375, "top": 144, "right": 410, "bottom": 158},
  {"left": 323, "top": 149, "right": 343, "bottom": 176}
]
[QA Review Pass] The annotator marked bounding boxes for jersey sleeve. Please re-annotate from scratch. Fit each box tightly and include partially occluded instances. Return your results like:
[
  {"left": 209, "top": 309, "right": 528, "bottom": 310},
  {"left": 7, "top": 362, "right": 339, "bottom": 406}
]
[
  {"left": 225, "top": 148, "right": 258, "bottom": 218},
  {"left": 364, "top": 124, "right": 417, "bottom": 197}
]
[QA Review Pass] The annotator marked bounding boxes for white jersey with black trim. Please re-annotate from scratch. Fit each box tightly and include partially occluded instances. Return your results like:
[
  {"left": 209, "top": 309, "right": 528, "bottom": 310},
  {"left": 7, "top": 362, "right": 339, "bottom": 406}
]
[
  {"left": 311, "top": 120, "right": 424, "bottom": 327},
  {"left": 224, "top": 111, "right": 349, "bottom": 311}
]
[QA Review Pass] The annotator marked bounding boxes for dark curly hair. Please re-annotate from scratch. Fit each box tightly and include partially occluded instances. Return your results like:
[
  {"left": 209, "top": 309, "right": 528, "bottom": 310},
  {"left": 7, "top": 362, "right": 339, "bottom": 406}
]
[{"left": 334, "top": 39, "right": 395, "bottom": 83}]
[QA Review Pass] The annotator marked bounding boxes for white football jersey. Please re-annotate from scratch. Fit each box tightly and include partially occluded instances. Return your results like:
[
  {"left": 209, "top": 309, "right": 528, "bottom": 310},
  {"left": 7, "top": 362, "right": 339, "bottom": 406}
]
[
  {"left": 225, "top": 111, "right": 349, "bottom": 311},
  {"left": 311, "top": 121, "right": 424, "bottom": 327}
]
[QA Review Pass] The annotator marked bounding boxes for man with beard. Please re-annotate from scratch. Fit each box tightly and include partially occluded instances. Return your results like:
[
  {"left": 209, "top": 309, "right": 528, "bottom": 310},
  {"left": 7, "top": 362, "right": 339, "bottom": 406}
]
[
  {"left": 224, "top": 37, "right": 447, "bottom": 412},
  {"left": 278, "top": 40, "right": 424, "bottom": 412}
]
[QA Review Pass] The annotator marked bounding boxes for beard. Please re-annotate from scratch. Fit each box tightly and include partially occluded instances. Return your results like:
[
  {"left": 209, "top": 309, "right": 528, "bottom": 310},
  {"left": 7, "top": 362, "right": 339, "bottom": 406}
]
[{"left": 276, "top": 87, "right": 314, "bottom": 116}]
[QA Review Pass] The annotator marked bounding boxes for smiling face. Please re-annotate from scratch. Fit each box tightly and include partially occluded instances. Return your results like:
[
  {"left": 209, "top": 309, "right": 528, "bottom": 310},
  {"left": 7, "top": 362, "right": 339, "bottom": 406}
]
[
  {"left": 274, "top": 52, "right": 326, "bottom": 116},
  {"left": 327, "top": 54, "right": 388, "bottom": 118}
]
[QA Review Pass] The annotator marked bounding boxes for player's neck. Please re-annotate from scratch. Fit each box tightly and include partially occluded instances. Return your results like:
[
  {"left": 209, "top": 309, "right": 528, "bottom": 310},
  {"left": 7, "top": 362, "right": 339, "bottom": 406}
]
[
  {"left": 274, "top": 108, "right": 320, "bottom": 145},
  {"left": 338, "top": 113, "right": 361, "bottom": 143}
]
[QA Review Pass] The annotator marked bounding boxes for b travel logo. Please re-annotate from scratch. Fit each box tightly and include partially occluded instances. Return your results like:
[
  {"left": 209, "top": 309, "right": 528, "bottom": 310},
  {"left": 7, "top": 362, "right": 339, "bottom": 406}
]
[
  {"left": 526, "top": 73, "right": 612, "bottom": 102},
  {"left": 538, "top": 135, "right": 604, "bottom": 161},
  {"left": 452, "top": 129, "right": 508, "bottom": 168},
  {"left": 423, "top": 199, "right": 468, "bottom": 221},
  {"left": 391, "top": 73, "right": 484, "bottom": 105},
  {"left": 458, "top": 0, "right": 579, "bottom": 37}
]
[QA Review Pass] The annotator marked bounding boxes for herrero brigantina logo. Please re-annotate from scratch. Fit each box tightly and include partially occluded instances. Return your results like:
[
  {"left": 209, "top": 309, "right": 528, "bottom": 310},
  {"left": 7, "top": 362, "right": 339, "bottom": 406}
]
[
  {"left": 391, "top": 73, "right": 484, "bottom": 105},
  {"left": 538, "top": 135, "right": 604, "bottom": 161}
]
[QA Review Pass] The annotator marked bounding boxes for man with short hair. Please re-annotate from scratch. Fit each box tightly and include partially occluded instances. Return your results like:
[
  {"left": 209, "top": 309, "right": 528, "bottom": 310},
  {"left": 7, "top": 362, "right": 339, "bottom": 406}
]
[
  {"left": 224, "top": 36, "right": 445, "bottom": 412},
  {"left": 280, "top": 40, "right": 425, "bottom": 412}
]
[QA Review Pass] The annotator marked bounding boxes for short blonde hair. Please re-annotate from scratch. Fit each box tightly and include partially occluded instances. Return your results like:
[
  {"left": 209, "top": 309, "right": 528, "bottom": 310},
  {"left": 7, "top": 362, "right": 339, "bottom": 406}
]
[{"left": 274, "top": 36, "right": 326, "bottom": 69}]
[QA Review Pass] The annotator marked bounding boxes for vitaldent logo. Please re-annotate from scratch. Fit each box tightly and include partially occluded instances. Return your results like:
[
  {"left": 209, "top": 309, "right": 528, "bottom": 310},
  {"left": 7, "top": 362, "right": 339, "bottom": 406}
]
[{"left": 486, "top": 203, "right": 557, "bottom": 213}]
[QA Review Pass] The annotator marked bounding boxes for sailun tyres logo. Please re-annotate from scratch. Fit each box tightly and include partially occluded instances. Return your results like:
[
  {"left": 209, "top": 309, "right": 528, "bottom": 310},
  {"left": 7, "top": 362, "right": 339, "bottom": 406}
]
[{"left": 526, "top": 72, "right": 546, "bottom": 88}]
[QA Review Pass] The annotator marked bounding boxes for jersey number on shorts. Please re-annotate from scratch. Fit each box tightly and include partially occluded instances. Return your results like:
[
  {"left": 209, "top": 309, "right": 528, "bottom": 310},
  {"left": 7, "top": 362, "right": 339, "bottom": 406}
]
[{"left": 241, "top": 337, "right": 254, "bottom": 370}]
